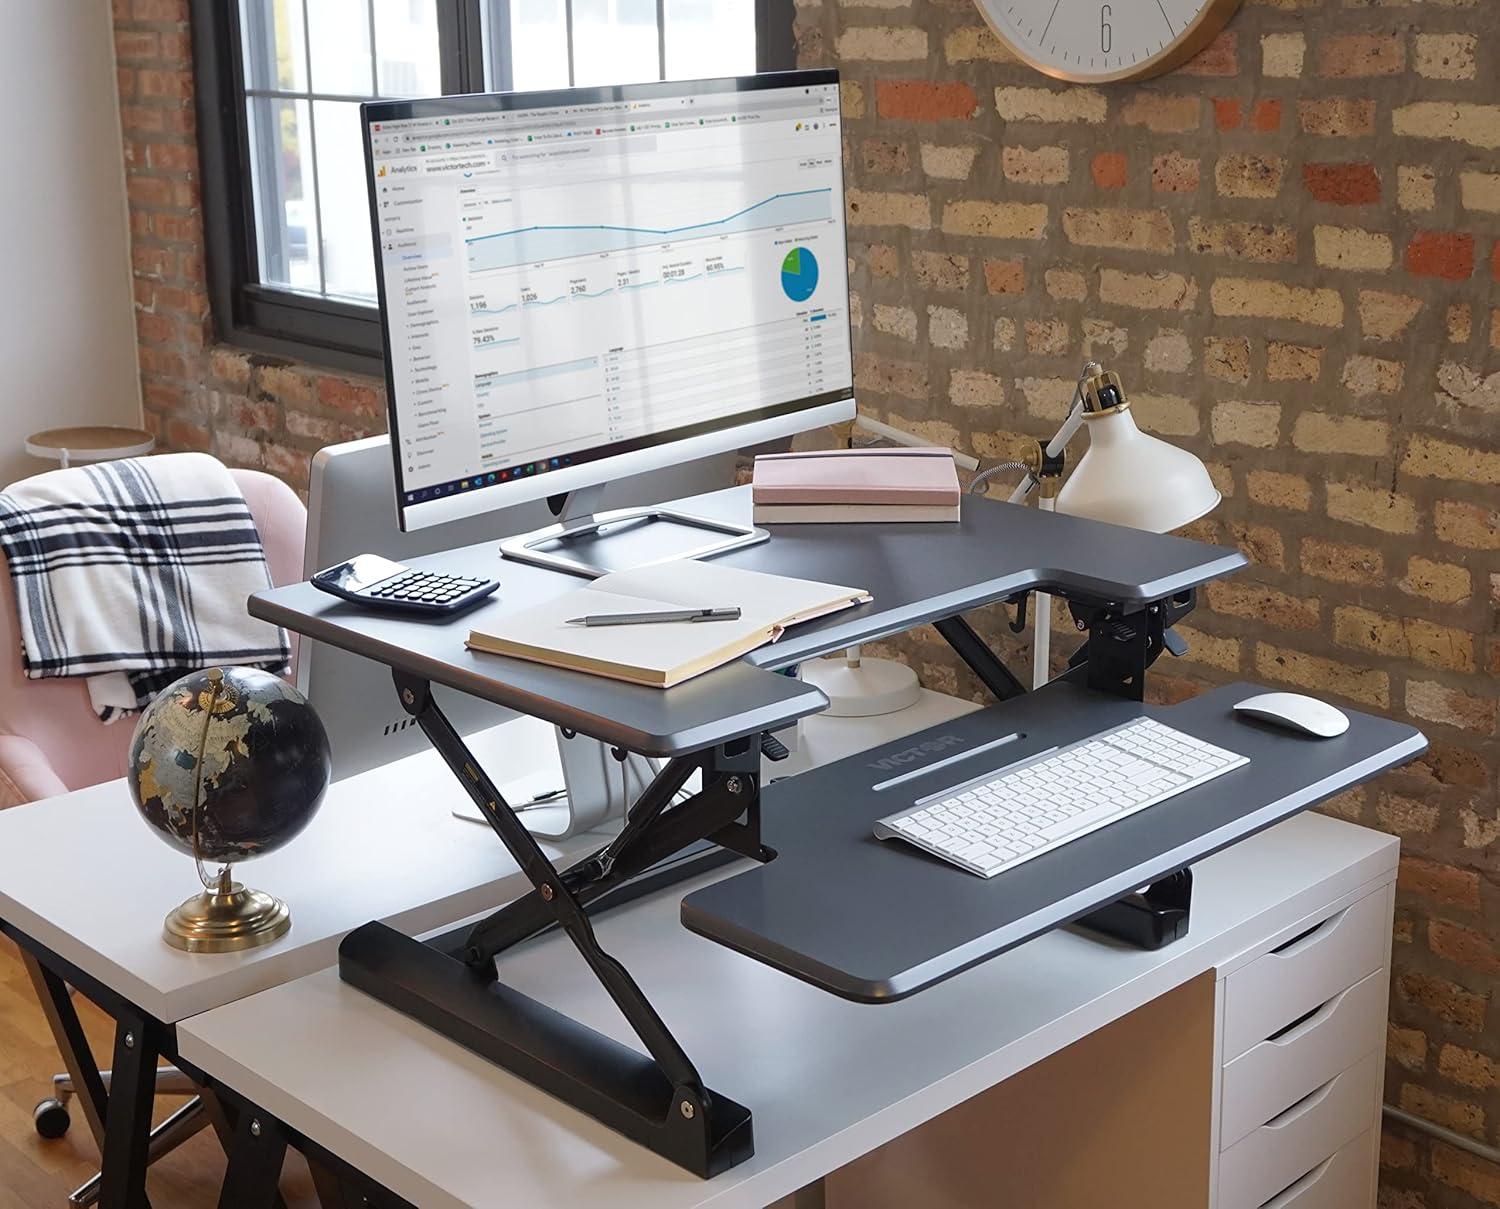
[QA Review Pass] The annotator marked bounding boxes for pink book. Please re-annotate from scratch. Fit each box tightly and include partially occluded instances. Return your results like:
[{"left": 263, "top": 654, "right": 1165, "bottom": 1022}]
[{"left": 752, "top": 448, "right": 960, "bottom": 506}]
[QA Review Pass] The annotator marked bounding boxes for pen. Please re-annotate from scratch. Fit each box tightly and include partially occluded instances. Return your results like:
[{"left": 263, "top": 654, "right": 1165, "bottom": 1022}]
[{"left": 566, "top": 607, "right": 742, "bottom": 627}]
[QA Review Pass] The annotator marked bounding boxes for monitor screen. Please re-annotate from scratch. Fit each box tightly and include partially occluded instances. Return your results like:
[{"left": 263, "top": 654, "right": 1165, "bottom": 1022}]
[{"left": 363, "top": 71, "right": 852, "bottom": 527}]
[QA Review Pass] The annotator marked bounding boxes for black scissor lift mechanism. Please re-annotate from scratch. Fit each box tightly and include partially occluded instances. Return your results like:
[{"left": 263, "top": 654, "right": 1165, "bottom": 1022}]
[{"left": 337, "top": 584, "right": 1199, "bottom": 1177}]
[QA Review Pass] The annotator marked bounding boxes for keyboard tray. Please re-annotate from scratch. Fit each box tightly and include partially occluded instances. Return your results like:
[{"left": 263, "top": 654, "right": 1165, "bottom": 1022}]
[{"left": 680, "top": 680, "right": 1424, "bottom": 1003}]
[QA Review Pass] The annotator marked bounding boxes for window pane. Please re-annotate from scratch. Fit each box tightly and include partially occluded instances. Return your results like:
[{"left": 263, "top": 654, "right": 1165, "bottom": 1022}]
[
  {"left": 313, "top": 101, "right": 377, "bottom": 300},
  {"left": 308, "top": 0, "right": 372, "bottom": 94},
  {"left": 374, "top": 0, "right": 441, "bottom": 96},
  {"left": 508, "top": 0, "right": 571, "bottom": 91},
  {"left": 241, "top": 0, "right": 308, "bottom": 91},
  {"left": 664, "top": 0, "right": 755, "bottom": 80},
  {"left": 573, "top": 0, "right": 660, "bottom": 86},
  {"left": 247, "top": 96, "right": 321, "bottom": 293}
]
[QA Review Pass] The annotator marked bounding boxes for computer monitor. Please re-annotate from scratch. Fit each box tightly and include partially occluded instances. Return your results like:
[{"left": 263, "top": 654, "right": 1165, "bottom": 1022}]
[{"left": 362, "top": 69, "right": 854, "bottom": 576}]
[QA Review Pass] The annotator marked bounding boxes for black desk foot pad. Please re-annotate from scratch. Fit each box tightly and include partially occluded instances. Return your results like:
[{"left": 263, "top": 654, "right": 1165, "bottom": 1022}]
[{"left": 340, "top": 923, "right": 753, "bottom": 1178}]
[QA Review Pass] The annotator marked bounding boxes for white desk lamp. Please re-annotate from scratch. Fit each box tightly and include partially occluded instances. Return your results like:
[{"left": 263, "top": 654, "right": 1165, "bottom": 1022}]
[{"left": 975, "top": 361, "right": 1221, "bottom": 688}]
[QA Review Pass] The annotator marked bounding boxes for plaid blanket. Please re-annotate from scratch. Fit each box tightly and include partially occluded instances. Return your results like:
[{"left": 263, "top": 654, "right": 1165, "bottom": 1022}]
[{"left": 0, "top": 453, "right": 290, "bottom": 722}]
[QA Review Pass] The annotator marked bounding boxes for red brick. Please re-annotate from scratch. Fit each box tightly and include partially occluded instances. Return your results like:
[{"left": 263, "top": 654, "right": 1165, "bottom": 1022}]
[
  {"left": 1430, "top": 920, "right": 1500, "bottom": 976},
  {"left": 147, "top": 142, "right": 197, "bottom": 174},
  {"left": 137, "top": 69, "right": 193, "bottom": 102},
  {"left": 982, "top": 259, "right": 1025, "bottom": 295},
  {"left": 152, "top": 212, "right": 201, "bottom": 243},
  {"left": 1091, "top": 152, "right": 1127, "bottom": 189},
  {"left": 1399, "top": 855, "right": 1482, "bottom": 911},
  {"left": 1213, "top": 98, "right": 1242, "bottom": 131},
  {"left": 1405, "top": 231, "right": 1476, "bottom": 281},
  {"left": 136, "top": 311, "right": 178, "bottom": 345},
  {"left": 317, "top": 376, "right": 386, "bottom": 421},
  {"left": 126, "top": 175, "right": 172, "bottom": 208},
  {"left": 119, "top": 105, "right": 165, "bottom": 134},
  {"left": 1180, "top": 31, "right": 1238, "bottom": 76},
  {"left": 165, "top": 418, "right": 211, "bottom": 452},
  {"left": 114, "top": 29, "right": 159, "bottom": 60},
  {"left": 1317, "top": 33, "right": 1404, "bottom": 78},
  {"left": 158, "top": 30, "right": 193, "bottom": 65},
  {"left": 1250, "top": 99, "right": 1282, "bottom": 132},
  {"left": 132, "top": 243, "right": 174, "bottom": 279},
  {"left": 875, "top": 80, "right": 977, "bottom": 123},
  {"left": 130, "top": 0, "right": 189, "bottom": 20},
  {"left": 1303, "top": 162, "right": 1381, "bottom": 205}
]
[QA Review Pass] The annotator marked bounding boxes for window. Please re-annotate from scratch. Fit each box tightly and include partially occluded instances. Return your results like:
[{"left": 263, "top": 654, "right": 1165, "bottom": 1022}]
[{"left": 193, "top": 0, "right": 797, "bottom": 371}]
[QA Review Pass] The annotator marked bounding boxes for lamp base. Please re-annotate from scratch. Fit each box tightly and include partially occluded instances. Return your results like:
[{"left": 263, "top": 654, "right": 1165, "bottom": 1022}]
[
  {"left": 163, "top": 882, "right": 291, "bottom": 953},
  {"left": 800, "top": 655, "right": 922, "bottom": 718}
]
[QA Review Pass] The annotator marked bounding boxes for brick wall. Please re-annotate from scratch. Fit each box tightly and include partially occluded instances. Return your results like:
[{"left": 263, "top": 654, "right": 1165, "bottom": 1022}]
[
  {"left": 112, "top": 0, "right": 1497, "bottom": 1201},
  {"left": 114, "top": 0, "right": 387, "bottom": 495},
  {"left": 794, "top": 1, "right": 1500, "bottom": 1204}
]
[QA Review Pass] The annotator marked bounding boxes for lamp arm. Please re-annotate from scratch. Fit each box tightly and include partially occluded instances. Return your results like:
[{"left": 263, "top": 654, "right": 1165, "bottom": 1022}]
[{"left": 852, "top": 414, "right": 981, "bottom": 471}]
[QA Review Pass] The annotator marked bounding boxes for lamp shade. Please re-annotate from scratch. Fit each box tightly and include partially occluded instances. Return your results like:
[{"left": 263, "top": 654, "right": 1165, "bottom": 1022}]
[{"left": 1054, "top": 407, "right": 1221, "bottom": 534}]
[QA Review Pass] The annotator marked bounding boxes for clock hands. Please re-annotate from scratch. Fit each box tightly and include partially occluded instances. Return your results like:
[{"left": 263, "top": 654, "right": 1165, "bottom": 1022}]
[
  {"left": 1039, "top": 0, "right": 1065, "bottom": 44},
  {"left": 1154, "top": 0, "right": 1177, "bottom": 36}
]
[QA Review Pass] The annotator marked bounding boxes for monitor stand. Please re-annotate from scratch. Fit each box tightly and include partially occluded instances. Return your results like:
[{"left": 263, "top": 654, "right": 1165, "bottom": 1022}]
[{"left": 498, "top": 483, "right": 767, "bottom": 579}]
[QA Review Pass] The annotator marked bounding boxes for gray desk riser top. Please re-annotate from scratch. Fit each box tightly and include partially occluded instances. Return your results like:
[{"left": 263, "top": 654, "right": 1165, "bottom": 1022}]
[
  {"left": 250, "top": 486, "right": 1245, "bottom": 756},
  {"left": 683, "top": 679, "right": 1426, "bottom": 1002}
]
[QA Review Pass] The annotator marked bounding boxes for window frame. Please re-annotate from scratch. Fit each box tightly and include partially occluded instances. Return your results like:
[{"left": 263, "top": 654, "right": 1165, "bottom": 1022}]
[{"left": 191, "top": 0, "right": 798, "bottom": 375}]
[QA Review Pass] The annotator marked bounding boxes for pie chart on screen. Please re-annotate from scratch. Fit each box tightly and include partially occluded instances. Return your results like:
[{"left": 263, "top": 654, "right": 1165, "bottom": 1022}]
[{"left": 781, "top": 246, "right": 819, "bottom": 303}]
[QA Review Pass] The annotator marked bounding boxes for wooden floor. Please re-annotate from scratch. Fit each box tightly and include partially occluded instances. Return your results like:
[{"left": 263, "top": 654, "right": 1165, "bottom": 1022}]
[{"left": 0, "top": 937, "right": 318, "bottom": 1208}]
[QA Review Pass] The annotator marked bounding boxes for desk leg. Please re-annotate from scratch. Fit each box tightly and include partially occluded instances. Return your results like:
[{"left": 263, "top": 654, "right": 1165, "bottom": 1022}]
[
  {"left": 21, "top": 949, "right": 109, "bottom": 1148},
  {"left": 217, "top": 1111, "right": 287, "bottom": 1209},
  {"left": 97, "top": 1012, "right": 158, "bottom": 1209}
]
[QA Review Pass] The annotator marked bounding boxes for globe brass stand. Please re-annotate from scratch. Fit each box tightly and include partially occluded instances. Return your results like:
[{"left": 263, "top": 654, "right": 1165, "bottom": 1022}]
[
  {"left": 160, "top": 668, "right": 293, "bottom": 954},
  {"left": 163, "top": 864, "right": 291, "bottom": 953}
]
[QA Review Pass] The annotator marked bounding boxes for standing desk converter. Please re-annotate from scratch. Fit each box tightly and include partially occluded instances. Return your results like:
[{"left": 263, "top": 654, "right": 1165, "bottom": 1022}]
[{"left": 249, "top": 484, "right": 1423, "bottom": 1180}]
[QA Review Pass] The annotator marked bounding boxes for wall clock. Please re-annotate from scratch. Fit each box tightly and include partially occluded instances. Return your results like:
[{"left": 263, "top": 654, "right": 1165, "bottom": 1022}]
[{"left": 974, "top": 0, "right": 1245, "bottom": 84}]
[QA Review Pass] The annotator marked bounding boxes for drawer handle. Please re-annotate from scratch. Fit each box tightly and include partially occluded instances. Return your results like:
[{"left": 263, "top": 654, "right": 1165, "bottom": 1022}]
[
  {"left": 1270, "top": 908, "right": 1347, "bottom": 960},
  {"left": 1259, "top": 1154, "right": 1334, "bottom": 1209},
  {"left": 1266, "top": 984, "right": 1349, "bottom": 1047},
  {"left": 1264, "top": 1075, "right": 1337, "bottom": 1131}
]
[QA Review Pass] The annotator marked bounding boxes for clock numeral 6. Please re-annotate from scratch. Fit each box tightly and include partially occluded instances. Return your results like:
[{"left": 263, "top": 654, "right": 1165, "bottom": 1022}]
[{"left": 1100, "top": 3, "right": 1113, "bottom": 53}]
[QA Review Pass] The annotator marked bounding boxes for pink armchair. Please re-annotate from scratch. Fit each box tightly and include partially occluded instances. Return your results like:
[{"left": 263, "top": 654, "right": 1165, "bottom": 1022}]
[{"left": 0, "top": 466, "right": 307, "bottom": 806}]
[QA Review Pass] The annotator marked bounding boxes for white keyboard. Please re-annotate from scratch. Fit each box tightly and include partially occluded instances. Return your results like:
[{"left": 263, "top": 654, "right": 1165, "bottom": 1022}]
[{"left": 874, "top": 718, "right": 1248, "bottom": 879}]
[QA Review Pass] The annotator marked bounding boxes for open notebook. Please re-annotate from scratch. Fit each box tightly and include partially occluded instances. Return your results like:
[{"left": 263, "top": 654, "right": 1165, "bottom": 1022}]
[{"left": 467, "top": 561, "right": 871, "bottom": 688}]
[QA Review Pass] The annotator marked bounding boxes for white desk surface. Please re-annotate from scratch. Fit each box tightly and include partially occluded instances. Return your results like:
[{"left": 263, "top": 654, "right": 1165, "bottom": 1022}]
[
  {"left": 0, "top": 717, "right": 595, "bottom": 1024},
  {"left": 178, "top": 813, "right": 1397, "bottom": 1209}
]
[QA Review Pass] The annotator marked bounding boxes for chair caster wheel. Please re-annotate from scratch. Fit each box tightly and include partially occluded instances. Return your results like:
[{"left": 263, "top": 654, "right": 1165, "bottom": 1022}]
[{"left": 33, "top": 1098, "right": 71, "bottom": 1139}]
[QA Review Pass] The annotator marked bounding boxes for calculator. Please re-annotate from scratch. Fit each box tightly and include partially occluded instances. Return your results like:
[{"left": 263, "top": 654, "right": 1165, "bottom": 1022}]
[{"left": 311, "top": 553, "right": 499, "bottom": 617}]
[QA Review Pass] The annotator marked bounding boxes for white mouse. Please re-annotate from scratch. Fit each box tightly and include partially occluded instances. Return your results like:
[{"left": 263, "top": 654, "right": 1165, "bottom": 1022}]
[{"left": 1234, "top": 692, "right": 1349, "bottom": 738}]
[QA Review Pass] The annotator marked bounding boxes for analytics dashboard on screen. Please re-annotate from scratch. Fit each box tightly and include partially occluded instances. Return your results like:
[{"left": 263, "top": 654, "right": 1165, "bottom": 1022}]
[{"left": 366, "top": 79, "right": 852, "bottom": 505}]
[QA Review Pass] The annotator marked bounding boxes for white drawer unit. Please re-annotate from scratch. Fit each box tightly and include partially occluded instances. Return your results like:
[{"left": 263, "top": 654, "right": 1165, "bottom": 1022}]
[
  {"left": 1251, "top": 1126, "right": 1377, "bottom": 1209},
  {"left": 1221, "top": 890, "right": 1389, "bottom": 1061},
  {"left": 1219, "top": 969, "right": 1387, "bottom": 1149},
  {"left": 1218, "top": 1049, "right": 1382, "bottom": 1209}
]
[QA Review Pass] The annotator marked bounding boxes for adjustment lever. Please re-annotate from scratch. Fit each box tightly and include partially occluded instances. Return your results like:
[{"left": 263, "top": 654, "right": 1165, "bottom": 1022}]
[
  {"left": 1163, "top": 628, "right": 1188, "bottom": 658},
  {"left": 760, "top": 732, "right": 791, "bottom": 762}
]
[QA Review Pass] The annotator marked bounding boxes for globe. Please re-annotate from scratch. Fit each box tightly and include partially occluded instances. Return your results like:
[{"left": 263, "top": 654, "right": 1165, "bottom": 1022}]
[{"left": 127, "top": 666, "right": 332, "bottom": 952}]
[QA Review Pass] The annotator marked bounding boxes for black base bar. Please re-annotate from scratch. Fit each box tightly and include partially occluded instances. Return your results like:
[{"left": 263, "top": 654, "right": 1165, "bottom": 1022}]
[
  {"left": 334, "top": 672, "right": 763, "bottom": 1178},
  {"left": 1074, "top": 869, "right": 1193, "bottom": 950},
  {"left": 341, "top": 923, "right": 754, "bottom": 1177}
]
